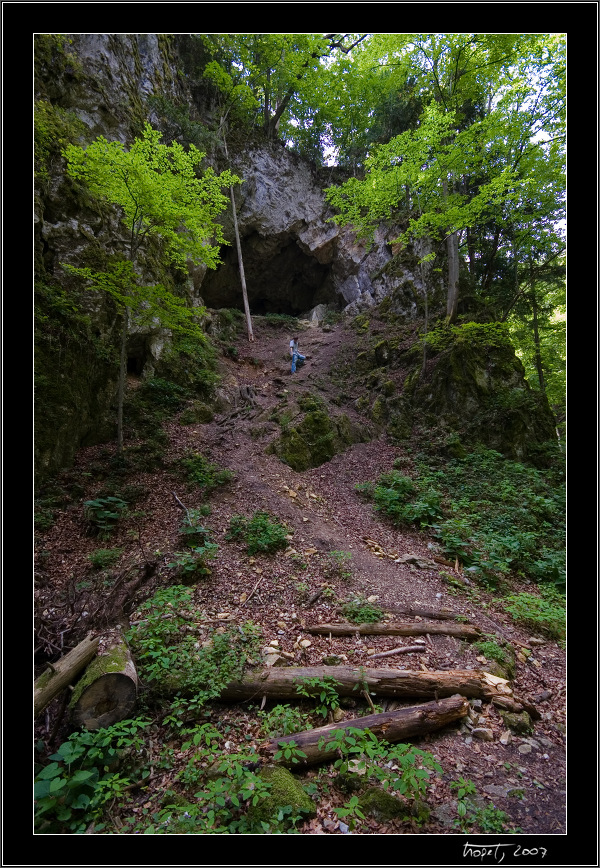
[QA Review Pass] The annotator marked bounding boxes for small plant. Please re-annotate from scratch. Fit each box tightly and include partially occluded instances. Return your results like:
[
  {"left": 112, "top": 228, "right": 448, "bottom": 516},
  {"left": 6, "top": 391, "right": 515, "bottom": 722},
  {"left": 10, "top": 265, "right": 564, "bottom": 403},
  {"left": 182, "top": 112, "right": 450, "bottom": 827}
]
[
  {"left": 84, "top": 496, "right": 128, "bottom": 536},
  {"left": 227, "top": 511, "right": 290, "bottom": 555},
  {"left": 258, "top": 704, "right": 313, "bottom": 738},
  {"left": 327, "top": 550, "right": 353, "bottom": 580},
  {"left": 34, "top": 717, "right": 151, "bottom": 833},
  {"left": 87, "top": 548, "right": 124, "bottom": 570},
  {"left": 294, "top": 676, "right": 342, "bottom": 720},
  {"left": 168, "top": 542, "right": 219, "bottom": 580},
  {"left": 176, "top": 451, "right": 234, "bottom": 493},
  {"left": 178, "top": 509, "right": 212, "bottom": 545},
  {"left": 340, "top": 595, "right": 384, "bottom": 624},
  {"left": 273, "top": 740, "right": 308, "bottom": 765},
  {"left": 334, "top": 794, "right": 366, "bottom": 831}
]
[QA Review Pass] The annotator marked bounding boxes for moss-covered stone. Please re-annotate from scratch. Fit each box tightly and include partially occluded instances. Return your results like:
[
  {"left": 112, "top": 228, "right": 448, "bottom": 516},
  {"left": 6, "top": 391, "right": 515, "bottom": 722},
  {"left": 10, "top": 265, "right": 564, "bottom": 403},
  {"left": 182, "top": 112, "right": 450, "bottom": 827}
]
[
  {"left": 499, "top": 710, "right": 533, "bottom": 735},
  {"left": 270, "top": 408, "right": 365, "bottom": 471},
  {"left": 358, "top": 786, "right": 407, "bottom": 821},
  {"left": 180, "top": 401, "right": 215, "bottom": 425},
  {"left": 247, "top": 764, "right": 316, "bottom": 824}
]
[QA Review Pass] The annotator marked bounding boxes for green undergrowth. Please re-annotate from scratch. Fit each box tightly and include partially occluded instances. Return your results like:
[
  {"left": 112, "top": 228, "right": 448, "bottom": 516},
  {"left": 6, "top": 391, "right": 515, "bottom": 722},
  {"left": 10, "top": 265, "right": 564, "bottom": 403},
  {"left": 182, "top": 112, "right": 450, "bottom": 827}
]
[
  {"left": 357, "top": 446, "right": 565, "bottom": 591},
  {"left": 226, "top": 511, "right": 290, "bottom": 555}
]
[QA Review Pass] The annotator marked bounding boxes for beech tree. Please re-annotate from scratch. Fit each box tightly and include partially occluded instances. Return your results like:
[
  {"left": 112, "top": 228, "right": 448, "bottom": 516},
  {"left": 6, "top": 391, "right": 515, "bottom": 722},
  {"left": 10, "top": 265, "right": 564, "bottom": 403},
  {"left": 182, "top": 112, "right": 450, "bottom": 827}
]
[
  {"left": 325, "top": 34, "right": 565, "bottom": 324},
  {"left": 63, "top": 123, "right": 241, "bottom": 450}
]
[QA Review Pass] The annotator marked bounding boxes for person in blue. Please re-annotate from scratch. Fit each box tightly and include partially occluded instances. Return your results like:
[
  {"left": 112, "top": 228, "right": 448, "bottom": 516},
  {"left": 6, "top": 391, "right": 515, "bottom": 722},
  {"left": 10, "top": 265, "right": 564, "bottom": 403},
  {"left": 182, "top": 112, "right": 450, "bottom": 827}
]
[{"left": 289, "top": 336, "right": 306, "bottom": 373}]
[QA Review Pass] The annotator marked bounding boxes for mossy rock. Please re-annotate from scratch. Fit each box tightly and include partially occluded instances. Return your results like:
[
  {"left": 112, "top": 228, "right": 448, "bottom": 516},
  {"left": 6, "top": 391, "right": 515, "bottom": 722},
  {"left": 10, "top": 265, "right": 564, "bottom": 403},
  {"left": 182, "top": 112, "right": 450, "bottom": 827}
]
[
  {"left": 499, "top": 710, "right": 533, "bottom": 735},
  {"left": 247, "top": 764, "right": 316, "bottom": 824},
  {"left": 358, "top": 786, "right": 407, "bottom": 822},
  {"left": 180, "top": 401, "right": 215, "bottom": 425},
  {"left": 374, "top": 339, "right": 391, "bottom": 366},
  {"left": 270, "top": 409, "right": 365, "bottom": 471},
  {"left": 370, "top": 397, "right": 388, "bottom": 423}
]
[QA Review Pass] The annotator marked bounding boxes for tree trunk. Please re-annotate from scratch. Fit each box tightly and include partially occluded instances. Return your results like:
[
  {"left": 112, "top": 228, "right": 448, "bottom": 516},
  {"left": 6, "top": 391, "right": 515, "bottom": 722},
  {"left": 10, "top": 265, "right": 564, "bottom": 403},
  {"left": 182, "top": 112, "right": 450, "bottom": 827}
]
[
  {"left": 260, "top": 695, "right": 469, "bottom": 767},
  {"left": 116, "top": 308, "right": 128, "bottom": 452},
  {"left": 70, "top": 629, "right": 137, "bottom": 730},
  {"left": 34, "top": 634, "right": 100, "bottom": 719},
  {"left": 219, "top": 666, "right": 512, "bottom": 703},
  {"left": 529, "top": 260, "right": 546, "bottom": 394},
  {"left": 306, "top": 621, "right": 481, "bottom": 640},
  {"left": 446, "top": 230, "right": 460, "bottom": 322},
  {"left": 223, "top": 138, "right": 253, "bottom": 341}
]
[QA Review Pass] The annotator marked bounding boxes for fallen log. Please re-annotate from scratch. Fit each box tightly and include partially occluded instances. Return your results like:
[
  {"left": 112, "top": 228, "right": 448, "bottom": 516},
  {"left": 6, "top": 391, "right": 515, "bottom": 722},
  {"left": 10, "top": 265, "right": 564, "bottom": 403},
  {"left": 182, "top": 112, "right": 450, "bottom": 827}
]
[
  {"left": 368, "top": 644, "right": 427, "bottom": 659},
  {"left": 34, "top": 633, "right": 100, "bottom": 719},
  {"left": 70, "top": 629, "right": 137, "bottom": 730},
  {"left": 306, "top": 620, "right": 481, "bottom": 640},
  {"left": 260, "top": 695, "right": 469, "bottom": 767},
  {"left": 381, "top": 605, "right": 464, "bottom": 621},
  {"left": 219, "top": 666, "right": 512, "bottom": 703}
]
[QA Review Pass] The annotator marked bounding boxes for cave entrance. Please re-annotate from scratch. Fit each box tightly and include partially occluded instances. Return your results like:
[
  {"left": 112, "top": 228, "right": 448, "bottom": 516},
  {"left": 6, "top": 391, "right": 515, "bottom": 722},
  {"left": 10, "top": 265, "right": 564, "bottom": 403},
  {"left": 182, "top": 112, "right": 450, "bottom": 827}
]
[{"left": 199, "top": 232, "right": 339, "bottom": 316}]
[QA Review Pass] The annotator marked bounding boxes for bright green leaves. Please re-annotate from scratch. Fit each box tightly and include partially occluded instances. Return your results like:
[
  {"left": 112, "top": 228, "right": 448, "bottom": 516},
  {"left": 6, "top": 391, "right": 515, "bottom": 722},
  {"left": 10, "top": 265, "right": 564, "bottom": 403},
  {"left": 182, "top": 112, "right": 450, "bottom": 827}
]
[{"left": 63, "top": 122, "right": 241, "bottom": 272}]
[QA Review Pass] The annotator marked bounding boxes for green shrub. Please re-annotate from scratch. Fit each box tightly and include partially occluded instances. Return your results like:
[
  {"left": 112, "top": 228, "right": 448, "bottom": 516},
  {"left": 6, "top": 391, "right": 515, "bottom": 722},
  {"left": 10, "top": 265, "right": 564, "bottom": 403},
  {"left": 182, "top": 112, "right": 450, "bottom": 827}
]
[
  {"left": 84, "top": 496, "right": 128, "bottom": 536},
  {"left": 176, "top": 452, "right": 234, "bottom": 493},
  {"left": 88, "top": 548, "right": 124, "bottom": 570},
  {"left": 168, "top": 543, "right": 218, "bottom": 580},
  {"left": 500, "top": 587, "right": 565, "bottom": 640},
  {"left": 258, "top": 704, "right": 313, "bottom": 738},
  {"left": 127, "top": 587, "right": 262, "bottom": 702},
  {"left": 294, "top": 676, "right": 342, "bottom": 720},
  {"left": 340, "top": 596, "right": 384, "bottom": 624},
  {"left": 34, "top": 717, "right": 150, "bottom": 833},
  {"left": 227, "top": 511, "right": 290, "bottom": 555}
]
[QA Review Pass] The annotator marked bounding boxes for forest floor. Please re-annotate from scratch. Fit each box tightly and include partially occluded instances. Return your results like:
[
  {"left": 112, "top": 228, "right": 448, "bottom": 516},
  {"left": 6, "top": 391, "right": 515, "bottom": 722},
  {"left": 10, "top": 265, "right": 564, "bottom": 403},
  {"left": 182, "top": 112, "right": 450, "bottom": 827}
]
[{"left": 34, "top": 315, "right": 566, "bottom": 838}]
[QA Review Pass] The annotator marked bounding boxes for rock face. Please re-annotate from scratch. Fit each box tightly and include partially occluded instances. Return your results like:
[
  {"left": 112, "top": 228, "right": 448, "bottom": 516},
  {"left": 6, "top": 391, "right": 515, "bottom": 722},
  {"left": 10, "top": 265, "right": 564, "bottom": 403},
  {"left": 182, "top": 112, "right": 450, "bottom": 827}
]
[{"left": 197, "top": 141, "right": 417, "bottom": 318}]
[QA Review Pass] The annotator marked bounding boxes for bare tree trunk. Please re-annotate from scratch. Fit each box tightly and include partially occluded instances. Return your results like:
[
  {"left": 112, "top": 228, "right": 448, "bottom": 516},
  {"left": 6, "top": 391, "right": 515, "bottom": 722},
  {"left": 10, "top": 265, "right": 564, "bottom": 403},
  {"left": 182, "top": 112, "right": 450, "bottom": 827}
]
[
  {"left": 260, "top": 695, "right": 469, "bottom": 767},
  {"left": 34, "top": 634, "right": 100, "bottom": 718},
  {"left": 117, "top": 308, "right": 128, "bottom": 452},
  {"left": 446, "top": 230, "right": 460, "bottom": 323},
  {"left": 530, "top": 259, "right": 546, "bottom": 394},
  {"left": 223, "top": 139, "right": 253, "bottom": 341}
]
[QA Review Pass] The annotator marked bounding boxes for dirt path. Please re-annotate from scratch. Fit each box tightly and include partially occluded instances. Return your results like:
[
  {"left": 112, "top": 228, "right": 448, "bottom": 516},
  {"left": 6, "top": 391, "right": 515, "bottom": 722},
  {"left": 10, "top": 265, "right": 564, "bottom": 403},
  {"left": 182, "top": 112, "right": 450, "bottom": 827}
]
[{"left": 35, "top": 316, "right": 566, "bottom": 835}]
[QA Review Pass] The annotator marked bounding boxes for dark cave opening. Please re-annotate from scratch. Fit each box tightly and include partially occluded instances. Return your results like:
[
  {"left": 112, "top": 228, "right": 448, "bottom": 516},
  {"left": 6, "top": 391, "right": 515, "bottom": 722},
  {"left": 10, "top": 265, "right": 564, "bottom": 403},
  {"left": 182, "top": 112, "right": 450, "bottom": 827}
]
[{"left": 199, "top": 233, "right": 339, "bottom": 316}]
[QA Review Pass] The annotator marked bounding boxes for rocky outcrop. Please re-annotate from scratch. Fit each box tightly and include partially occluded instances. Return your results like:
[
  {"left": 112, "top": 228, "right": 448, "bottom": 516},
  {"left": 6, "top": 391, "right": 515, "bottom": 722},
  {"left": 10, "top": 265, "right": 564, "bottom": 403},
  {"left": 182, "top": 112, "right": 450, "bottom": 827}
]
[{"left": 198, "top": 141, "right": 420, "bottom": 318}]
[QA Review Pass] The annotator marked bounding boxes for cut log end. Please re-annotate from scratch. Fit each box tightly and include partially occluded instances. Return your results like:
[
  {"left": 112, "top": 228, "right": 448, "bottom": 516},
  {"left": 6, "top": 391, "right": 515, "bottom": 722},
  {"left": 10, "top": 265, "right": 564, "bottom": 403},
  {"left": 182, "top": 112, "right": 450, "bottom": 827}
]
[{"left": 71, "top": 672, "right": 137, "bottom": 730}]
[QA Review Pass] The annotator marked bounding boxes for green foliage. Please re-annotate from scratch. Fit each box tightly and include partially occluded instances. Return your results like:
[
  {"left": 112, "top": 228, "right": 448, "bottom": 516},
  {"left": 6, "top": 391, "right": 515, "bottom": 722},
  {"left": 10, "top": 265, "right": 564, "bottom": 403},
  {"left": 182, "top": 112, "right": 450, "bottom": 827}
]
[
  {"left": 167, "top": 543, "right": 218, "bottom": 580},
  {"left": 84, "top": 496, "right": 128, "bottom": 536},
  {"left": 327, "top": 550, "right": 353, "bottom": 580},
  {"left": 64, "top": 122, "right": 240, "bottom": 272},
  {"left": 320, "top": 728, "right": 441, "bottom": 810},
  {"left": 272, "top": 740, "right": 308, "bottom": 766},
  {"left": 340, "top": 596, "right": 384, "bottom": 625},
  {"left": 176, "top": 451, "right": 234, "bottom": 493},
  {"left": 294, "top": 676, "right": 341, "bottom": 720},
  {"left": 500, "top": 587, "right": 565, "bottom": 640},
  {"left": 127, "top": 586, "right": 262, "bottom": 703},
  {"left": 361, "top": 448, "right": 564, "bottom": 589},
  {"left": 451, "top": 778, "right": 519, "bottom": 833},
  {"left": 257, "top": 704, "right": 313, "bottom": 738},
  {"left": 358, "top": 470, "right": 442, "bottom": 529},
  {"left": 87, "top": 548, "right": 124, "bottom": 570},
  {"left": 227, "top": 511, "right": 290, "bottom": 555},
  {"left": 35, "top": 99, "right": 86, "bottom": 185},
  {"left": 178, "top": 509, "right": 212, "bottom": 544},
  {"left": 424, "top": 322, "right": 513, "bottom": 353},
  {"left": 34, "top": 717, "right": 151, "bottom": 833}
]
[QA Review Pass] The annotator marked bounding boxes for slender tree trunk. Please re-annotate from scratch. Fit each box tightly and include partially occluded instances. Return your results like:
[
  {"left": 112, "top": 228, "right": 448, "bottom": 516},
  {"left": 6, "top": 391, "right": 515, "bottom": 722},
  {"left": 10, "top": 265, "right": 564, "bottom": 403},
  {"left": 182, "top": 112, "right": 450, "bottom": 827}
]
[
  {"left": 529, "top": 260, "right": 545, "bottom": 394},
  {"left": 223, "top": 139, "right": 253, "bottom": 341},
  {"left": 117, "top": 307, "right": 128, "bottom": 452},
  {"left": 446, "top": 230, "right": 460, "bottom": 322},
  {"left": 442, "top": 178, "right": 460, "bottom": 323}
]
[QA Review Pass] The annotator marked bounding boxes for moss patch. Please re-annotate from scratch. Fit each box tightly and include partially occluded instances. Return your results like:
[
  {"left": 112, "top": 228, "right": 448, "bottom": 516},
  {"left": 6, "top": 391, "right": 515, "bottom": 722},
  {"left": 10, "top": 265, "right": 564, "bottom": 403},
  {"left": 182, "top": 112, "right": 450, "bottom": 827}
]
[
  {"left": 269, "top": 408, "right": 365, "bottom": 472},
  {"left": 247, "top": 765, "right": 316, "bottom": 824},
  {"left": 358, "top": 786, "right": 407, "bottom": 821}
]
